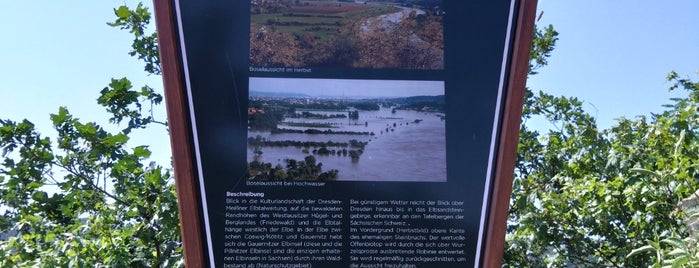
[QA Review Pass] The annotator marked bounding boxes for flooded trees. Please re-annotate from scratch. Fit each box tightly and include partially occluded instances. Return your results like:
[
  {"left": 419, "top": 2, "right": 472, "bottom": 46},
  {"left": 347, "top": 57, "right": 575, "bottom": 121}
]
[{"left": 247, "top": 156, "right": 338, "bottom": 181}]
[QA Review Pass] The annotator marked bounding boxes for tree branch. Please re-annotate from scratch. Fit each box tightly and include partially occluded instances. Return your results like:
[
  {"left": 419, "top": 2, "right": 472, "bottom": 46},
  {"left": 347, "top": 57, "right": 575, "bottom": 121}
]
[{"left": 56, "top": 161, "right": 131, "bottom": 207}]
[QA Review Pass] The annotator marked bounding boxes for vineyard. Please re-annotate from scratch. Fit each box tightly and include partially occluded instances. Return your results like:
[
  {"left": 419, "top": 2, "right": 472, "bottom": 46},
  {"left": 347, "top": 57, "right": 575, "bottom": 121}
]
[{"left": 250, "top": 0, "right": 444, "bottom": 69}]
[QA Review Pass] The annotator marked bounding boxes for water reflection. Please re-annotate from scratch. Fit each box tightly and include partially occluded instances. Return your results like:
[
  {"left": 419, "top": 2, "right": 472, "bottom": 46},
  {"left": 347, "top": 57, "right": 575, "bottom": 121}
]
[{"left": 247, "top": 107, "right": 446, "bottom": 181}]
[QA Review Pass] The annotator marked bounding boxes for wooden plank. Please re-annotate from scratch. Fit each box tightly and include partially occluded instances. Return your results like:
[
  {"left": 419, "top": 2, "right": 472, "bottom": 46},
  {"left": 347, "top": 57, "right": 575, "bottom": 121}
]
[
  {"left": 152, "top": 0, "right": 206, "bottom": 266},
  {"left": 482, "top": 0, "right": 538, "bottom": 267}
]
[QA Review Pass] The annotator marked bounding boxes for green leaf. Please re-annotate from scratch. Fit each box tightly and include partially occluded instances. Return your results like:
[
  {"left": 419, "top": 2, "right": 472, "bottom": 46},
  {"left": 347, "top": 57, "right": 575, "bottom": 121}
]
[
  {"left": 27, "top": 181, "right": 43, "bottom": 189},
  {"left": 104, "top": 133, "right": 129, "bottom": 146},
  {"left": 646, "top": 201, "right": 658, "bottom": 209},
  {"left": 50, "top": 106, "right": 70, "bottom": 126},
  {"left": 126, "top": 210, "right": 139, "bottom": 218},
  {"left": 75, "top": 122, "right": 97, "bottom": 136},
  {"left": 627, "top": 245, "right": 656, "bottom": 258},
  {"left": 668, "top": 248, "right": 687, "bottom": 257},
  {"left": 31, "top": 191, "right": 48, "bottom": 202},
  {"left": 670, "top": 255, "right": 689, "bottom": 268},
  {"left": 662, "top": 237, "right": 687, "bottom": 251},
  {"left": 630, "top": 168, "right": 662, "bottom": 179},
  {"left": 115, "top": 6, "right": 130, "bottom": 19},
  {"left": 133, "top": 146, "right": 151, "bottom": 158}
]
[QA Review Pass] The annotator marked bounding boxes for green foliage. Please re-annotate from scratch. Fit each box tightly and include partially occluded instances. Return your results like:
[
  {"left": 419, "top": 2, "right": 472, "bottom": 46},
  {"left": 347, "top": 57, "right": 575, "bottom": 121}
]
[
  {"left": 529, "top": 24, "right": 558, "bottom": 75},
  {"left": 0, "top": 109, "right": 181, "bottom": 267},
  {"left": 506, "top": 23, "right": 699, "bottom": 266},
  {"left": 108, "top": 3, "right": 160, "bottom": 75},
  {"left": 0, "top": 4, "right": 182, "bottom": 267},
  {"left": 97, "top": 77, "right": 165, "bottom": 134},
  {"left": 627, "top": 236, "right": 699, "bottom": 268},
  {"left": 1, "top": 2, "right": 696, "bottom": 267}
]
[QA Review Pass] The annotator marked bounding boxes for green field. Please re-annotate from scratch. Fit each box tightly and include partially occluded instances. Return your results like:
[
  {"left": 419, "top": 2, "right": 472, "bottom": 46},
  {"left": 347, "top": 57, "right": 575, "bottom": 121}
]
[
  {"left": 250, "top": 0, "right": 444, "bottom": 69},
  {"left": 251, "top": 2, "right": 398, "bottom": 40}
]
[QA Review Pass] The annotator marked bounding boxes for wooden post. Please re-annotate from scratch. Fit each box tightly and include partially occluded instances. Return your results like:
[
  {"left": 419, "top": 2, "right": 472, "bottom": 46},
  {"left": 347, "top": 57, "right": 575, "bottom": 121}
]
[
  {"left": 482, "top": 0, "right": 538, "bottom": 267},
  {"left": 152, "top": 0, "right": 206, "bottom": 266}
]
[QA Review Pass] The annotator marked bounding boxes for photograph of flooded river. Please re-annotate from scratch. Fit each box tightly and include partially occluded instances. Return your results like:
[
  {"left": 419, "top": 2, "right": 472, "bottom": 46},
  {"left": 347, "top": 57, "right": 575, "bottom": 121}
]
[{"left": 247, "top": 78, "right": 446, "bottom": 182}]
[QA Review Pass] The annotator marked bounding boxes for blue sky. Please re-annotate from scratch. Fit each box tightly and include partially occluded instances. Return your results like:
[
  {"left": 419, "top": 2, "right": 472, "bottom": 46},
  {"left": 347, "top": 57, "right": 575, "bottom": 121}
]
[
  {"left": 528, "top": 1, "right": 699, "bottom": 128},
  {"left": 1, "top": 1, "right": 697, "bottom": 165},
  {"left": 0, "top": 0, "right": 169, "bottom": 163}
]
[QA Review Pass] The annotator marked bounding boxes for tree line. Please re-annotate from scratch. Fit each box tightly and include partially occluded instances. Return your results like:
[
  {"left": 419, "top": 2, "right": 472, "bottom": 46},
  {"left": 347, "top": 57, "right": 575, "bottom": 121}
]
[{"left": 247, "top": 156, "right": 339, "bottom": 181}]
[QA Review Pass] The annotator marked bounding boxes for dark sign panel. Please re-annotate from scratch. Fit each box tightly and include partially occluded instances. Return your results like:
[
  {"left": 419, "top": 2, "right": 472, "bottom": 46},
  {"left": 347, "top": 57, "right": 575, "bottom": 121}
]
[{"left": 154, "top": 0, "right": 537, "bottom": 267}]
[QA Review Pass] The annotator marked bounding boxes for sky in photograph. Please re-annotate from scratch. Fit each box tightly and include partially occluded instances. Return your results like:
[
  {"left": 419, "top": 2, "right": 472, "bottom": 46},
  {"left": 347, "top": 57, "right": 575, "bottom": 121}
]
[
  {"left": 250, "top": 78, "right": 444, "bottom": 98},
  {"left": 0, "top": 0, "right": 697, "bottom": 166}
]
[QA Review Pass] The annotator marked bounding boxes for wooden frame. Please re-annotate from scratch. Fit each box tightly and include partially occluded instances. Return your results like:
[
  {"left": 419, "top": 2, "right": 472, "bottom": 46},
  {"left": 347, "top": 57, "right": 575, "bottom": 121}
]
[
  {"left": 153, "top": 0, "right": 206, "bottom": 266},
  {"left": 153, "top": 0, "right": 538, "bottom": 266},
  {"left": 483, "top": 0, "right": 538, "bottom": 267}
]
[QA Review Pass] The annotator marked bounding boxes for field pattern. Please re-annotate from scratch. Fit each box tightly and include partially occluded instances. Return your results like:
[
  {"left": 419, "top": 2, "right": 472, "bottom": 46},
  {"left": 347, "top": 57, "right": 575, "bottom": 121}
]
[{"left": 250, "top": 0, "right": 444, "bottom": 69}]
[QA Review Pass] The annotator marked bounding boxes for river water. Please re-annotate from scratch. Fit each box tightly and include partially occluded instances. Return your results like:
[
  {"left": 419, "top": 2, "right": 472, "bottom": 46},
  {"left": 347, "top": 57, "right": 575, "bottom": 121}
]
[{"left": 248, "top": 107, "right": 446, "bottom": 182}]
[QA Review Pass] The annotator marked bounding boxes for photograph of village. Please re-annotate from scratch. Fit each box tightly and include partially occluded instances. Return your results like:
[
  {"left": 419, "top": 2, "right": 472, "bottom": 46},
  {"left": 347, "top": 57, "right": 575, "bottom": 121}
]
[
  {"left": 250, "top": 0, "right": 444, "bottom": 69},
  {"left": 246, "top": 78, "right": 446, "bottom": 181}
]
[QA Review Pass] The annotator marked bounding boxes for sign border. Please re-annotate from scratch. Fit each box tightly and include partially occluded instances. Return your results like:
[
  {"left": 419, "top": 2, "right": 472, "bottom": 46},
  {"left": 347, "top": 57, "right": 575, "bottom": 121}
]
[
  {"left": 482, "top": 0, "right": 538, "bottom": 266},
  {"left": 153, "top": 0, "right": 207, "bottom": 265}
]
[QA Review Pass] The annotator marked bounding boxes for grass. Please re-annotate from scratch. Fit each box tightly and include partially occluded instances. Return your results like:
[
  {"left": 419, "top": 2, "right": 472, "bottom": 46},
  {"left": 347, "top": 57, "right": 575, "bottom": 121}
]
[{"left": 251, "top": 2, "right": 400, "bottom": 39}]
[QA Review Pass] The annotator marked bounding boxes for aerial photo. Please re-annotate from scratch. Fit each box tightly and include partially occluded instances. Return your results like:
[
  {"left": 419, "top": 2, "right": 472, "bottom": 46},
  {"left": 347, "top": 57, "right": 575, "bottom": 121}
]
[
  {"left": 250, "top": 0, "right": 444, "bottom": 69},
  {"left": 246, "top": 77, "right": 446, "bottom": 182}
]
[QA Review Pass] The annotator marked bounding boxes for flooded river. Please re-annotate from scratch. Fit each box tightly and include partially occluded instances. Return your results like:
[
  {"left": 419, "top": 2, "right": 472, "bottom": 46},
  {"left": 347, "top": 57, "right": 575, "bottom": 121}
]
[{"left": 248, "top": 107, "right": 446, "bottom": 182}]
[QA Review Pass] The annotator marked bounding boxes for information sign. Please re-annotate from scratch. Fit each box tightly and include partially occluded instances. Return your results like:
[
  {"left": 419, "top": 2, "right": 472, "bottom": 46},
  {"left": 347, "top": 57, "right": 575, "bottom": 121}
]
[{"left": 153, "top": 0, "right": 537, "bottom": 267}]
